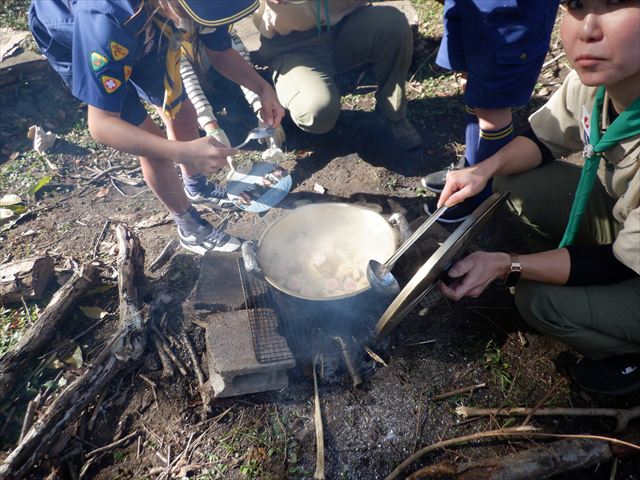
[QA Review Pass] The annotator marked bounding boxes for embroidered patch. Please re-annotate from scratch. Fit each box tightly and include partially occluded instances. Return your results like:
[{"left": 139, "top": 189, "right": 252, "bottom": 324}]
[
  {"left": 109, "top": 41, "right": 129, "bottom": 61},
  {"left": 101, "top": 75, "right": 122, "bottom": 93},
  {"left": 90, "top": 52, "right": 109, "bottom": 72},
  {"left": 123, "top": 65, "right": 132, "bottom": 81}
]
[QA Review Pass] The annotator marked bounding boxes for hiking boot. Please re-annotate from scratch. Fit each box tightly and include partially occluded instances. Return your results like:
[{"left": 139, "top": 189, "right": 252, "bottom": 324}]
[
  {"left": 184, "top": 180, "right": 237, "bottom": 211},
  {"left": 570, "top": 355, "right": 640, "bottom": 396},
  {"left": 423, "top": 196, "right": 475, "bottom": 224},
  {"left": 390, "top": 117, "right": 422, "bottom": 150},
  {"left": 178, "top": 223, "right": 241, "bottom": 255}
]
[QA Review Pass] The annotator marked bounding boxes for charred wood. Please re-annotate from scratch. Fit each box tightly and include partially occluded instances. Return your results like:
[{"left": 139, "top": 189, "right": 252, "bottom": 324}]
[
  {"left": 0, "top": 225, "right": 146, "bottom": 480},
  {"left": 0, "top": 263, "right": 97, "bottom": 401}
]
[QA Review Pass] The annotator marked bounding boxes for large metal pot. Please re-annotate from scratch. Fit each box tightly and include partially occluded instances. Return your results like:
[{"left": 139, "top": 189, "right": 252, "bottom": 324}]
[{"left": 256, "top": 203, "right": 398, "bottom": 301}]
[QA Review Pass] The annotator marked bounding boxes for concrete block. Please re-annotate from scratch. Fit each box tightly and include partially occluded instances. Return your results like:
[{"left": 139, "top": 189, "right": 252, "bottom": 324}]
[
  {"left": 193, "top": 251, "right": 245, "bottom": 311},
  {"left": 205, "top": 310, "right": 296, "bottom": 397}
]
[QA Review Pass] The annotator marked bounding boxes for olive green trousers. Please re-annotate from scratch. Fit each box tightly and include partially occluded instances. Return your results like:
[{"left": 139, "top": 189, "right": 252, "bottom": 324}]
[
  {"left": 256, "top": 5, "right": 413, "bottom": 134},
  {"left": 494, "top": 161, "right": 640, "bottom": 359}
]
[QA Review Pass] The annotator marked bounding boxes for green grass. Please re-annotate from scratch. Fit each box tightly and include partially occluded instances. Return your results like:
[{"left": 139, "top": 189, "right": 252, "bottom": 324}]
[
  {"left": 0, "top": 303, "right": 38, "bottom": 356},
  {"left": 0, "top": 0, "right": 30, "bottom": 30},
  {"left": 483, "top": 339, "right": 513, "bottom": 394}
]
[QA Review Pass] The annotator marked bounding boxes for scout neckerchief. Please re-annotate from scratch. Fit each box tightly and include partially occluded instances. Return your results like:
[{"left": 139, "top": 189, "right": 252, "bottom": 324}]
[
  {"left": 153, "top": 17, "right": 196, "bottom": 118},
  {"left": 558, "top": 87, "right": 640, "bottom": 248}
]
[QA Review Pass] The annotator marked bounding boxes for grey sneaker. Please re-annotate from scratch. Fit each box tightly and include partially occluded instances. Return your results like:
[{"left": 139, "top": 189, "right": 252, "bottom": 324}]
[
  {"left": 178, "top": 223, "right": 241, "bottom": 254},
  {"left": 184, "top": 181, "right": 237, "bottom": 211},
  {"left": 420, "top": 158, "right": 465, "bottom": 193},
  {"left": 390, "top": 117, "right": 422, "bottom": 150}
]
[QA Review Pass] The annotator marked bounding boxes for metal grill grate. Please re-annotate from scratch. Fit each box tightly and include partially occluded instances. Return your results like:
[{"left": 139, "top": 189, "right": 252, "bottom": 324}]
[{"left": 237, "top": 259, "right": 295, "bottom": 364}]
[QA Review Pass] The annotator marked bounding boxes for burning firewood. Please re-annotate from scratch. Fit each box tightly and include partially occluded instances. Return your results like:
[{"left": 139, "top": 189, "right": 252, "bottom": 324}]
[{"left": 332, "top": 336, "right": 363, "bottom": 388}]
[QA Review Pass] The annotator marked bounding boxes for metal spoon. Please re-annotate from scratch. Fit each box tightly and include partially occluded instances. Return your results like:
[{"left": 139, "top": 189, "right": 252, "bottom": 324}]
[
  {"left": 234, "top": 126, "right": 276, "bottom": 149},
  {"left": 367, "top": 205, "right": 448, "bottom": 295}
]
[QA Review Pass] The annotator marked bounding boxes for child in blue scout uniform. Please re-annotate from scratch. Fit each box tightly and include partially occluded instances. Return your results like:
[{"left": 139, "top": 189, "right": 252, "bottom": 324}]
[
  {"left": 422, "top": 0, "right": 560, "bottom": 223},
  {"left": 436, "top": 0, "right": 640, "bottom": 395},
  {"left": 28, "top": 0, "right": 285, "bottom": 254}
]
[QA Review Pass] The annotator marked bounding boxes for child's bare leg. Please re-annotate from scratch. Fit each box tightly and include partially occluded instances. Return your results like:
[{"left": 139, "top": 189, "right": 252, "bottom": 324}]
[
  {"left": 137, "top": 116, "right": 191, "bottom": 214},
  {"left": 154, "top": 99, "right": 201, "bottom": 177},
  {"left": 474, "top": 107, "right": 512, "bottom": 132}
]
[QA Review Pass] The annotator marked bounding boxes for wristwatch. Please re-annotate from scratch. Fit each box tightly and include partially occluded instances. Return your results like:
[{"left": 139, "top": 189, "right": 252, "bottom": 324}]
[{"left": 503, "top": 254, "right": 521, "bottom": 292}]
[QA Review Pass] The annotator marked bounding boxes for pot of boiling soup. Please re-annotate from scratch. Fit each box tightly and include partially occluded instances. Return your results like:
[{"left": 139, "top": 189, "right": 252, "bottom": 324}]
[{"left": 253, "top": 203, "right": 401, "bottom": 329}]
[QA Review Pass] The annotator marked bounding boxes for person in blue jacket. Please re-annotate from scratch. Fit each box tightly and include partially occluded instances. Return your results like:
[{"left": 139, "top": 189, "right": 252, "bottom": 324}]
[
  {"left": 28, "top": 0, "right": 285, "bottom": 254},
  {"left": 422, "top": 0, "right": 560, "bottom": 223}
]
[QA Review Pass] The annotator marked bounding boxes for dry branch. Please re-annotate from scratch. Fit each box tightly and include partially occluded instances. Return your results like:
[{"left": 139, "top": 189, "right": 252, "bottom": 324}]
[
  {"left": 431, "top": 383, "right": 486, "bottom": 402},
  {"left": 457, "top": 405, "right": 640, "bottom": 432},
  {"left": 180, "top": 332, "right": 211, "bottom": 413},
  {"left": 148, "top": 239, "right": 178, "bottom": 273},
  {"left": 406, "top": 435, "right": 640, "bottom": 480},
  {"left": 0, "top": 256, "right": 54, "bottom": 304},
  {"left": 312, "top": 356, "right": 325, "bottom": 480},
  {"left": 0, "top": 263, "right": 97, "bottom": 401},
  {"left": 384, "top": 426, "right": 538, "bottom": 480},
  {"left": 0, "top": 225, "right": 147, "bottom": 480}
]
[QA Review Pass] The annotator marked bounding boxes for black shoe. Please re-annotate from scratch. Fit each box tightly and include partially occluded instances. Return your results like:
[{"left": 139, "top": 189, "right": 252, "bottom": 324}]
[
  {"left": 423, "top": 196, "right": 476, "bottom": 224},
  {"left": 571, "top": 355, "right": 640, "bottom": 396}
]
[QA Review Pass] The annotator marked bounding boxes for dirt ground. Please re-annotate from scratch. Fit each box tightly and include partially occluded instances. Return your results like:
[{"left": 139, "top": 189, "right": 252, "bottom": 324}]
[{"left": 1, "top": 5, "right": 640, "bottom": 480}]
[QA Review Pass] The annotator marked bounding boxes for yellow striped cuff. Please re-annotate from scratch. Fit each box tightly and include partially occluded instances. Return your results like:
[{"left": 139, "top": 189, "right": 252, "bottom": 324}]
[{"left": 480, "top": 124, "right": 514, "bottom": 141}]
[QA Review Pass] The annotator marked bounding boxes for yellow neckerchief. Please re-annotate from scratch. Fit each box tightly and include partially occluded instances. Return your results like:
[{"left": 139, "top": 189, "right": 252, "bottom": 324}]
[{"left": 152, "top": 17, "right": 196, "bottom": 118}]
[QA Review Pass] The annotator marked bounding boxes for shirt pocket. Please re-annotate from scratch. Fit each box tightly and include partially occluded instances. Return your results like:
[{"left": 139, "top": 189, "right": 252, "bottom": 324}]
[{"left": 495, "top": 33, "right": 549, "bottom": 65}]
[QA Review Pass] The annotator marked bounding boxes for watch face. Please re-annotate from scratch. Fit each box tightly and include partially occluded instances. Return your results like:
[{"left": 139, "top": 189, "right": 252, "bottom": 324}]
[{"left": 374, "top": 192, "right": 509, "bottom": 338}]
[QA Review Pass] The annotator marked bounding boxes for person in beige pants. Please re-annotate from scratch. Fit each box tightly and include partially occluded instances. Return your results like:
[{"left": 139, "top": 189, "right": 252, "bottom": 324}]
[{"left": 253, "top": 0, "right": 422, "bottom": 150}]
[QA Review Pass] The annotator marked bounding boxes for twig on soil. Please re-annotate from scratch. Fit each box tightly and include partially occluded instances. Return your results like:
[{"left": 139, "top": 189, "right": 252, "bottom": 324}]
[
  {"left": 431, "top": 383, "right": 486, "bottom": 402},
  {"left": 364, "top": 346, "right": 388, "bottom": 367},
  {"left": 332, "top": 336, "right": 362, "bottom": 388},
  {"left": 138, "top": 374, "right": 158, "bottom": 409},
  {"left": 312, "top": 355, "right": 325, "bottom": 480},
  {"left": 521, "top": 378, "right": 565, "bottom": 427},
  {"left": 18, "top": 398, "right": 39, "bottom": 443},
  {"left": 85, "top": 431, "right": 138, "bottom": 458},
  {"left": 91, "top": 220, "right": 110, "bottom": 260},
  {"left": 109, "top": 177, "right": 148, "bottom": 198},
  {"left": 148, "top": 239, "right": 178, "bottom": 273},
  {"left": 152, "top": 334, "right": 175, "bottom": 378},
  {"left": 405, "top": 339, "right": 436, "bottom": 347},
  {"left": 151, "top": 326, "right": 187, "bottom": 376},
  {"left": 516, "top": 331, "right": 528, "bottom": 347},
  {"left": 87, "top": 390, "right": 106, "bottom": 432},
  {"left": 457, "top": 405, "right": 640, "bottom": 432},
  {"left": 180, "top": 332, "right": 210, "bottom": 413}
]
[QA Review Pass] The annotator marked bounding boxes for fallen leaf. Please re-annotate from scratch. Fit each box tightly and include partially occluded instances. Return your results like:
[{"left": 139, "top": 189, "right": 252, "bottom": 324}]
[
  {"left": 79, "top": 306, "right": 109, "bottom": 320},
  {"left": 0, "top": 194, "right": 22, "bottom": 206},
  {"left": 63, "top": 345, "right": 83, "bottom": 369},
  {"left": 28, "top": 175, "right": 54, "bottom": 197},
  {"left": 95, "top": 185, "right": 110, "bottom": 198}
]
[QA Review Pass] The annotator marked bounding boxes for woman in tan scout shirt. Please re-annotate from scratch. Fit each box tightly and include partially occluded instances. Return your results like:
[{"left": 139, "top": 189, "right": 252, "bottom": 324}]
[
  {"left": 252, "top": 0, "right": 422, "bottom": 150},
  {"left": 435, "top": 0, "right": 640, "bottom": 396}
]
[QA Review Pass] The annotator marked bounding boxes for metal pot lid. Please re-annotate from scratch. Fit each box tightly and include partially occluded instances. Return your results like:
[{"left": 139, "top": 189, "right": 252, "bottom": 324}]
[{"left": 374, "top": 192, "right": 509, "bottom": 338}]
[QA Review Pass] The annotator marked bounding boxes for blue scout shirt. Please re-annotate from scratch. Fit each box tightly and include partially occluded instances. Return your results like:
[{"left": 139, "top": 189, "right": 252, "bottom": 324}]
[{"left": 29, "top": 0, "right": 231, "bottom": 120}]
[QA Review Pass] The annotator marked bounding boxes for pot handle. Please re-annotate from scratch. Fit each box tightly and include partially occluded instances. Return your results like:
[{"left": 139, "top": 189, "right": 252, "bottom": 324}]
[
  {"left": 388, "top": 213, "right": 412, "bottom": 244},
  {"left": 241, "top": 240, "right": 262, "bottom": 273}
]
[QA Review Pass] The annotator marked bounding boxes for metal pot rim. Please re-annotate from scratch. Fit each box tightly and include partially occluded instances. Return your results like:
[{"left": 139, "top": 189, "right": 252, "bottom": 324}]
[{"left": 256, "top": 203, "right": 396, "bottom": 301}]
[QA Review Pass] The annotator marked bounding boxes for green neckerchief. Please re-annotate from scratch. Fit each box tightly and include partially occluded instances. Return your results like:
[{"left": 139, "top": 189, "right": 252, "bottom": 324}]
[
  {"left": 315, "top": 0, "right": 330, "bottom": 35},
  {"left": 558, "top": 86, "right": 640, "bottom": 248}
]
